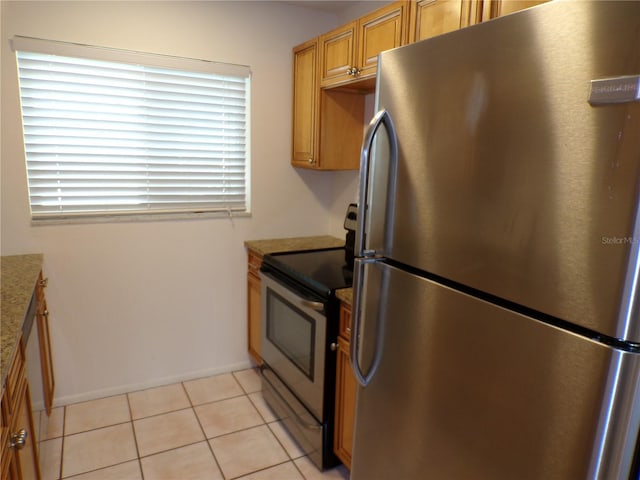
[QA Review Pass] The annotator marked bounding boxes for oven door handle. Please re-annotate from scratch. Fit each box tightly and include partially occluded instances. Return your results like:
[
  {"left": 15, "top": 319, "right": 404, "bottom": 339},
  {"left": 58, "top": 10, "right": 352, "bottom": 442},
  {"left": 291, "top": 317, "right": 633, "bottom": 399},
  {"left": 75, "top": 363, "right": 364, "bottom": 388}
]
[
  {"left": 300, "top": 299, "right": 324, "bottom": 312},
  {"left": 261, "top": 271, "right": 326, "bottom": 314}
]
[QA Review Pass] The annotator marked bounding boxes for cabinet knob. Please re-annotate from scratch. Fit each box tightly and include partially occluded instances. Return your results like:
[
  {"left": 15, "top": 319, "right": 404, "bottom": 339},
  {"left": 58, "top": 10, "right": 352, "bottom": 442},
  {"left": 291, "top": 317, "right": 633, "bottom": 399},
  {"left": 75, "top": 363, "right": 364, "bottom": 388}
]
[
  {"left": 40, "top": 277, "right": 49, "bottom": 288},
  {"left": 330, "top": 342, "right": 338, "bottom": 351},
  {"left": 43, "top": 310, "right": 49, "bottom": 318},
  {"left": 307, "top": 158, "right": 314, "bottom": 164},
  {"left": 10, "top": 429, "right": 28, "bottom": 450},
  {"left": 346, "top": 66, "right": 361, "bottom": 77}
]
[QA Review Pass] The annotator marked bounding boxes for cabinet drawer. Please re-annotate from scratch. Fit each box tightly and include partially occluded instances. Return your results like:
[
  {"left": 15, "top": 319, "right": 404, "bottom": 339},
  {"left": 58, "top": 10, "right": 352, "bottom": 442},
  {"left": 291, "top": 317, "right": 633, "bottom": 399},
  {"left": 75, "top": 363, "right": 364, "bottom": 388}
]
[{"left": 339, "top": 303, "right": 352, "bottom": 340}]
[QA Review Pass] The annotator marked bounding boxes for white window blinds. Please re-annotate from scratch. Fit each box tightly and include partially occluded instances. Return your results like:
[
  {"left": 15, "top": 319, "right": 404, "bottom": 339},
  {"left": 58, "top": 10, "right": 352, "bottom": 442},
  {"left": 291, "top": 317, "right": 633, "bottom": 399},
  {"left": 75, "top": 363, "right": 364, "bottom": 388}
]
[{"left": 12, "top": 36, "right": 251, "bottom": 221}]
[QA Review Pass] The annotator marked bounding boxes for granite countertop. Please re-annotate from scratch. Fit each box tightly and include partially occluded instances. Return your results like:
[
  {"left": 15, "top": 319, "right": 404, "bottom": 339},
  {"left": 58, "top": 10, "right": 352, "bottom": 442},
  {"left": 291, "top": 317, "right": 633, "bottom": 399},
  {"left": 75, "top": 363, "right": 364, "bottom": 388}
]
[
  {"left": 336, "top": 287, "right": 353, "bottom": 306},
  {"left": 244, "top": 235, "right": 344, "bottom": 256},
  {"left": 1, "top": 254, "right": 43, "bottom": 386}
]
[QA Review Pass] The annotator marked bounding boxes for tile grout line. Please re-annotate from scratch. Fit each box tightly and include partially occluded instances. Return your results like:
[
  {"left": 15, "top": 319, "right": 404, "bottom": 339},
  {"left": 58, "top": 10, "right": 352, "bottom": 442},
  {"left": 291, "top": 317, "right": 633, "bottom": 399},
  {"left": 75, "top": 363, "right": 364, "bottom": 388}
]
[
  {"left": 180, "top": 379, "right": 227, "bottom": 479},
  {"left": 61, "top": 459, "right": 139, "bottom": 480},
  {"left": 58, "top": 405, "right": 66, "bottom": 480},
  {"left": 124, "top": 390, "right": 145, "bottom": 480}
]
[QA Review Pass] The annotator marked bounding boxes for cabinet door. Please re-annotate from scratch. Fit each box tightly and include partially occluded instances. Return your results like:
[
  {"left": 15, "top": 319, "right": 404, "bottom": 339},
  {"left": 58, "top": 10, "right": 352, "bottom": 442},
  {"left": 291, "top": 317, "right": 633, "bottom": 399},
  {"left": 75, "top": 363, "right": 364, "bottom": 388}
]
[
  {"left": 11, "top": 382, "right": 41, "bottom": 480},
  {"left": 247, "top": 251, "right": 263, "bottom": 365},
  {"left": 482, "top": 0, "right": 549, "bottom": 20},
  {"left": 36, "top": 298, "right": 55, "bottom": 416},
  {"left": 291, "top": 38, "right": 319, "bottom": 168},
  {"left": 319, "top": 22, "right": 357, "bottom": 87},
  {"left": 357, "top": 1, "right": 409, "bottom": 79},
  {"left": 1, "top": 387, "right": 12, "bottom": 480},
  {"left": 334, "top": 334, "right": 357, "bottom": 470},
  {"left": 410, "top": 0, "right": 465, "bottom": 42}
]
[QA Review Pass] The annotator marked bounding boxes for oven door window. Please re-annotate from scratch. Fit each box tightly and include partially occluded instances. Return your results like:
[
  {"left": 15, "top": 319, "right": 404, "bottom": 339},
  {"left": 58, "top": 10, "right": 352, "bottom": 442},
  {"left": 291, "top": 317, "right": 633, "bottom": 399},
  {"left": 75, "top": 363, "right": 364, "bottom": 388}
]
[{"left": 266, "top": 290, "right": 316, "bottom": 381}]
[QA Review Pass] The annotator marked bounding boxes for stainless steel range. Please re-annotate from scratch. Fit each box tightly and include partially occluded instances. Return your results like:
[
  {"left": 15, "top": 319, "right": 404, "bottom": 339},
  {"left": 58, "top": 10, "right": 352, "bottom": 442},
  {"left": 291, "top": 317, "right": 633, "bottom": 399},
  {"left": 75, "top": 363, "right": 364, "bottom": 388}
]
[{"left": 259, "top": 246, "right": 353, "bottom": 469}]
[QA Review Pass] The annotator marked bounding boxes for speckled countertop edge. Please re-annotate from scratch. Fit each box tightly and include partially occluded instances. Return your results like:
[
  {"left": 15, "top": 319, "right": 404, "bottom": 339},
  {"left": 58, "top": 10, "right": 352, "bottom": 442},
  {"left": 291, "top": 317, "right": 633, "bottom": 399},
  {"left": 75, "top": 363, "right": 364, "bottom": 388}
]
[
  {"left": 244, "top": 235, "right": 344, "bottom": 256},
  {"left": 1, "top": 254, "right": 43, "bottom": 385},
  {"left": 336, "top": 287, "right": 353, "bottom": 306}
]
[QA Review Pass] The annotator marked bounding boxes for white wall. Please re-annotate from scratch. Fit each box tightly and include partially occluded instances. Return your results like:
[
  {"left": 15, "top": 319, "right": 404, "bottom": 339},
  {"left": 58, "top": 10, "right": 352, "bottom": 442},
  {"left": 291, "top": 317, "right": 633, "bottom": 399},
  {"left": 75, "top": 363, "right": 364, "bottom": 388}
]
[{"left": 1, "top": 0, "right": 352, "bottom": 404}]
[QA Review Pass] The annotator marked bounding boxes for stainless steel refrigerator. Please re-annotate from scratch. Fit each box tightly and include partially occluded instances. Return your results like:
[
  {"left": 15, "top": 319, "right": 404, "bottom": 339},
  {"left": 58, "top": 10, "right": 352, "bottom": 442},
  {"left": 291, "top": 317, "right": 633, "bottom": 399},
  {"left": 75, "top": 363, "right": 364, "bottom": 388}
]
[{"left": 351, "top": 1, "right": 640, "bottom": 479}]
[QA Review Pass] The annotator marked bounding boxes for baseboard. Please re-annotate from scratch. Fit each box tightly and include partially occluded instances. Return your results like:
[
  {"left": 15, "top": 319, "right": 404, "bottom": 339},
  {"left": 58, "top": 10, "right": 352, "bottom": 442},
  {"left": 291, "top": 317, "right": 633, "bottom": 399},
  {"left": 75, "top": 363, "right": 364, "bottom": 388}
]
[{"left": 52, "top": 359, "right": 254, "bottom": 407}]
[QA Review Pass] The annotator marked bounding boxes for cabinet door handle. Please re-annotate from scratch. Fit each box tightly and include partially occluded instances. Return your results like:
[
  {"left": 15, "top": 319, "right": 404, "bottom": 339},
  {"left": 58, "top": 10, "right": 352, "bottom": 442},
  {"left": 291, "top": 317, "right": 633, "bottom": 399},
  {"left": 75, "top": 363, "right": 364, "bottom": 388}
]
[
  {"left": 10, "top": 429, "right": 28, "bottom": 450},
  {"left": 40, "top": 277, "right": 49, "bottom": 288}
]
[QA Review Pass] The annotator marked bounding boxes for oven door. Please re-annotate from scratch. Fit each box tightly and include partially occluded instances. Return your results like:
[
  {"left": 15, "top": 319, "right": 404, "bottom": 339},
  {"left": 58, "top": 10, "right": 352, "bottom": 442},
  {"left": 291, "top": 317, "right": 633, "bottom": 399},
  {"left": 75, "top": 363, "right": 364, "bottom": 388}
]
[{"left": 260, "top": 271, "right": 327, "bottom": 421}]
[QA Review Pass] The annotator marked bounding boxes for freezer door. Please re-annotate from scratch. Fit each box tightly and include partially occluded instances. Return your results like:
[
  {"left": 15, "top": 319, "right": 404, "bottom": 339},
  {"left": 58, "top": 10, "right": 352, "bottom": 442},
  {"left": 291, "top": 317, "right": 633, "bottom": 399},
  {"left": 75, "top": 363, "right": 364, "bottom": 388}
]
[
  {"left": 362, "top": 0, "right": 640, "bottom": 341},
  {"left": 351, "top": 260, "right": 640, "bottom": 480}
]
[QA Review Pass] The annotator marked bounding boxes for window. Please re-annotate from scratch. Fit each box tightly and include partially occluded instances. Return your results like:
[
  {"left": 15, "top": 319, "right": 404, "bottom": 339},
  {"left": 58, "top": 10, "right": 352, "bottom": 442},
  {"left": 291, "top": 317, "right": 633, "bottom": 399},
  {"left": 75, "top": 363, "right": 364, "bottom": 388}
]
[{"left": 12, "top": 36, "right": 251, "bottom": 222}]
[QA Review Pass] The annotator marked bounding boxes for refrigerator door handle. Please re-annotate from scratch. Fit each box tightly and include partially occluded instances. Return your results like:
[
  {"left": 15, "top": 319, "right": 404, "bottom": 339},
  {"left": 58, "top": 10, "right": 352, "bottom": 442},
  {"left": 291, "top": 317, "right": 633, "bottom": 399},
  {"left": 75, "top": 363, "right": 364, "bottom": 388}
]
[
  {"left": 356, "top": 108, "right": 398, "bottom": 258},
  {"left": 351, "top": 257, "right": 386, "bottom": 387}
]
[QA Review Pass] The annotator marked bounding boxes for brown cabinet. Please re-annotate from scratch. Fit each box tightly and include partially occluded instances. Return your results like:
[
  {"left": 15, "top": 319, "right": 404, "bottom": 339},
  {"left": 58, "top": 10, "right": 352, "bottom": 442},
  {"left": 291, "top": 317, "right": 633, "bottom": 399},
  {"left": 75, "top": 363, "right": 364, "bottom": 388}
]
[
  {"left": 318, "top": 22, "right": 357, "bottom": 88},
  {"left": 409, "top": 0, "right": 476, "bottom": 42},
  {"left": 1, "top": 339, "right": 41, "bottom": 480},
  {"left": 35, "top": 273, "right": 54, "bottom": 416},
  {"left": 320, "top": 1, "right": 409, "bottom": 87},
  {"left": 334, "top": 302, "right": 357, "bottom": 469},
  {"left": 247, "top": 250, "right": 263, "bottom": 365},
  {"left": 291, "top": 38, "right": 319, "bottom": 168},
  {"left": 481, "top": 0, "right": 549, "bottom": 21},
  {"left": 291, "top": 38, "right": 365, "bottom": 170}
]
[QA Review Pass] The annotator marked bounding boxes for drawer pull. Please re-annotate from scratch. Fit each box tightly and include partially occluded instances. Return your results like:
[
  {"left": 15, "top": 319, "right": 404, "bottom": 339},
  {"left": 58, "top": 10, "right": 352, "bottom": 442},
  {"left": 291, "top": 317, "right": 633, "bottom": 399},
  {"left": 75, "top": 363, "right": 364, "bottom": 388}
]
[{"left": 10, "top": 429, "right": 27, "bottom": 450}]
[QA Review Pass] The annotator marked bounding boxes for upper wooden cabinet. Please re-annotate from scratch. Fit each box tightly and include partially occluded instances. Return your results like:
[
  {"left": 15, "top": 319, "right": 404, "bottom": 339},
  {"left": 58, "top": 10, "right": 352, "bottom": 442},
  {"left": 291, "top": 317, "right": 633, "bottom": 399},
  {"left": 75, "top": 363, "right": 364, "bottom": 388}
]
[
  {"left": 320, "top": 1, "right": 409, "bottom": 87},
  {"left": 318, "top": 22, "right": 357, "bottom": 88},
  {"left": 410, "top": 0, "right": 475, "bottom": 42},
  {"left": 481, "top": 0, "right": 549, "bottom": 21},
  {"left": 291, "top": 38, "right": 319, "bottom": 167},
  {"left": 292, "top": 39, "right": 364, "bottom": 170}
]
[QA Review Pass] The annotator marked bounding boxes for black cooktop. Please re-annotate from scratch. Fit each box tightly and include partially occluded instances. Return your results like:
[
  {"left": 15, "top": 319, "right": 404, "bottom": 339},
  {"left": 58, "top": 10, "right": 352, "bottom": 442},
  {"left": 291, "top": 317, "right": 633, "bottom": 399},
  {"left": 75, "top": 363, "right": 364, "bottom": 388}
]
[{"left": 261, "top": 247, "right": 353, "bottom": 298}]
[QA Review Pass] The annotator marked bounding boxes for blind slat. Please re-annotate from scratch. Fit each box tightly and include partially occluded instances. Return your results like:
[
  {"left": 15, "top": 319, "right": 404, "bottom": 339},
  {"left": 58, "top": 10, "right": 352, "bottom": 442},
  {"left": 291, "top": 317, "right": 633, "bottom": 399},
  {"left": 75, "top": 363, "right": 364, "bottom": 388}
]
[{"left": 15, "top": 41, "right": 250, "bottom": 219}]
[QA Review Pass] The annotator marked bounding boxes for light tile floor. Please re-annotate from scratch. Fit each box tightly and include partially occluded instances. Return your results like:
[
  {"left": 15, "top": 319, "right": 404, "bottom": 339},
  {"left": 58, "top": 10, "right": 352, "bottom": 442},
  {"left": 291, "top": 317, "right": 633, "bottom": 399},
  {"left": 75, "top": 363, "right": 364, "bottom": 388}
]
[{"left": 37, "top": 368, "right": 350, "bottom": 480}]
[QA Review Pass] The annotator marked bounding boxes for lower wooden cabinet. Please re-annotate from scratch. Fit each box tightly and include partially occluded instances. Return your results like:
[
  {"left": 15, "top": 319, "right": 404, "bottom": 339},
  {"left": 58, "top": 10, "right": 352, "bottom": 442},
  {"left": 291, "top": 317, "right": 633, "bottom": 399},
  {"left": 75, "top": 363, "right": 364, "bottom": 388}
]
[
  {"left": 35, "top": 272, "right": 55, "bottom": 416},
  {"left": 9, "top": 382, "right": 40, "bottom": 480},
  {"left": 247, "top": 250, "right": 263, "bottom": 365},
  {"left": 1, "top": 339, "right": 41, "bottom": 480},
  {"left": 334, "top": 303, "right": 357, "bottom": 469},
  {"left": 2, "top": 266, "right": 55, "bottom": 480}
]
